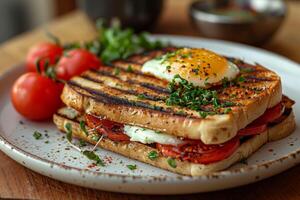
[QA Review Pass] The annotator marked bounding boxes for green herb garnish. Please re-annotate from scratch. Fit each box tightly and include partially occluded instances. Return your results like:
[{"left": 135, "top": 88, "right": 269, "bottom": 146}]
[
  {"left": 166, "top": 75, "right": 221, "bottom": 117},
  {"left": 79, "top": 139, "right": 87, "bottom": 147},
  {"left": 82, "top": 150, "right": 105, "bottom": 166},
  {"left": 96, "top": 19, "right": 164, "bottom": 64},
  {"left": 126, "top": 65, "right": 133, "bottom": 72},
  {"left": 33, "top": 131, "right": 42, "bottom": 140},
  {"left": 91, "top": 135, "right": 100, "bottom": 142},
  {"left": 167, "top": 158, "right": 177, "bottom": 168},
  {"left": 224, "top": 108, "right": 232, "bottom": 114},
  {"left": 113, "top": 68, "right": 120, "bottom": 75},
  {"left": 64, "top": 123, "right": 72, "bottom": 142},
  {"left": 137, "top": 94, "right": 146, "bottom": 99},
  {"left": 148, "top": 151, "right": 158, "bottom": 160},
  {"left": 237, "top": 76, "right": 246, "bottom": 83},
  {"left": 80, "top": 121, "right": 89, "bottom": 136},
  {"left": 126, "top": 164, "right": 137, "bottom": 170},
  {"left": 160, "top": 51, "right": 178, "bottom": 64}
]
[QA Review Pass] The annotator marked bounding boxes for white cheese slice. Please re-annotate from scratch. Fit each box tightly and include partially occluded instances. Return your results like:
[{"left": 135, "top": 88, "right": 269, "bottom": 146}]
[{"left": 124, "top": 125, "right": 184, "bottom": 145}]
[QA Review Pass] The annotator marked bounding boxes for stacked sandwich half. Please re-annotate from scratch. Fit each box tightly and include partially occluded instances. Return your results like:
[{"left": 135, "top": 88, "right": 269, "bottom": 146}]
[{"left": 53, "top": 47, "right": 295, "bottom": 176}]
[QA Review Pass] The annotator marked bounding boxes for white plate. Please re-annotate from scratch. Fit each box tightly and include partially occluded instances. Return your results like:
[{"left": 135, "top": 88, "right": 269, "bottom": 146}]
[{"left": 0, "top": 35, "right": 300, "bottom": 194}]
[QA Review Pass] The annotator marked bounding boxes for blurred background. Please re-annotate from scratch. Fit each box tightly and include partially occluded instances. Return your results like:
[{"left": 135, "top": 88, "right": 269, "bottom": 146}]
[{"left": 0, "top": 0, "right": 298, "bottom": 46}]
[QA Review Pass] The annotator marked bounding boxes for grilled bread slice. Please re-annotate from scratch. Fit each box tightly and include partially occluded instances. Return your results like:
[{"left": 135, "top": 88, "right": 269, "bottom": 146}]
[
  {"left": 53, "top": 107, "right": 295, "bottom": 176},
  {"left": 61, "top": 49, "right": 282, "bottom": 144}
]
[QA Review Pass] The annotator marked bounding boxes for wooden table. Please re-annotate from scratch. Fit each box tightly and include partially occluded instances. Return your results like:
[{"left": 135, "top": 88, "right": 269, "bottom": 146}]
[{"left": 0, "top": 1, "right": 299, "bottom": 199}]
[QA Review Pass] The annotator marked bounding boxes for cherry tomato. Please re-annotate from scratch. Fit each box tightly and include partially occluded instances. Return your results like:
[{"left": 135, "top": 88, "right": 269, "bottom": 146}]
[
  {"left": 85, "top": 114, "right": 130, "bottom": 141},
  {"left": 56, "top": 49, "right": 101, "bottom": 80},
  {"left": 11, "top": 73, "right": 63, "bottom": 121},
  {"left": 157, "top": 137, "right": 240, "bottom": 164},
  {"left": 26, "top": 43, "right": 63, "bottom": 72}
]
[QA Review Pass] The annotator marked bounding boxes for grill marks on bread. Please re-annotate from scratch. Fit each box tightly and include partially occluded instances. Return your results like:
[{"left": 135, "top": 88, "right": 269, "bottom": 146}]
[
  {"left": 67, "top": 49, "right": 280, "bottom": 117},
  {"left": 61, "top": 49, "right": 282, "bottom": 143}
]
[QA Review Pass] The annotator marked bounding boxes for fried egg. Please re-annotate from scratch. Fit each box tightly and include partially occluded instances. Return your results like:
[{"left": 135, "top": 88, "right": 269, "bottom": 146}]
[{"left": 142, "top": 48, "right": 240, "bottom": 88}]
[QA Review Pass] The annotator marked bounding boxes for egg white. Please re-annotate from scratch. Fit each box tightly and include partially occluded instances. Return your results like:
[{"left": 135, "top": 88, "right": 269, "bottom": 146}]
[{"left": 142, "top": 54, "right": 240, "bottom": 88}]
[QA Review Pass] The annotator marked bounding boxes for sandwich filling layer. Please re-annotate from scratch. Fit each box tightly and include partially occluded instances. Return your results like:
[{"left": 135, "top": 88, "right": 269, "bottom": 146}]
[{"left": 59, "top": 96, "right": 294, "bottom": 165}]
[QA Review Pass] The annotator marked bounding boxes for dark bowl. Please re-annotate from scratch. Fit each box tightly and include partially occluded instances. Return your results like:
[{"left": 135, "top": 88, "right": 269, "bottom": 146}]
[
  {"left": 77, "top": 0, "right": 164, "bottom": 31},
  {"left": 189, "top": 0, "right": 287, "bottom": 45}
]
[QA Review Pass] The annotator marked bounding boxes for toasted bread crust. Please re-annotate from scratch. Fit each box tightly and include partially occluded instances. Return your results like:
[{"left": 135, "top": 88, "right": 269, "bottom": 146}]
[
  {"left": 61, "top": 77, "right": 281, "bottom": 144},
  {"left": 53, "top": 110, "right": 295, "bottom": 176}
]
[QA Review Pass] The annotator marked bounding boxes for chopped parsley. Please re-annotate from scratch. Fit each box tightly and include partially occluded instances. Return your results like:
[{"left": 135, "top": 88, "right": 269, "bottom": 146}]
[
  {"left": 199, "top": 111, "right": 208, "bottom": 118},
  {"left": 224, "top": 108, "right": 232, "bottom": 114},
  {"left": 167, "top": 158, "right": 177, "bottom": 168},
  {"left": 166, "top": 75, "right": 224, "bottom": 117},
  {"left": 237, "top": 76, "right": 246, "bottom": 83},
  {"left": 64, "top": 123, "right": 72, "bottom": 142},
  {"left": 160, "top": 51, "right": 178, "bottom": 64},
  {"left": 126, "top": 164, "right": 137, "bottom": 170},
  {"left": 82, "top": 150, "right": 105, "bottom": 166},
  {"left": 148, "top": 151, "right": 159, "bottom": 160},
  {"left": 113, "top": 68, "right": 120, "bottom": 75},
  {"left": 91, "top": 135, "right": 100, "bottom": 142},
  {"left": 222, "top": 77, "right": 231, "bottom": 88},
  {"left": 126, "top": 65, "right": 133, "bottom": 72},
  {"left": 33, "top": 131, "right": 42, "bottom": 140},
  {"left": 137, "top": 94, "right": 146, "bottom": 99},
  {"left": 79, "top": 139, "right": 87, "bottom": 147},
  {"left": 80, "top": 121, "right": 89, "bottom": 136},
  {"left": 222, "top": 76, "right": 247, "bottom": 88}
]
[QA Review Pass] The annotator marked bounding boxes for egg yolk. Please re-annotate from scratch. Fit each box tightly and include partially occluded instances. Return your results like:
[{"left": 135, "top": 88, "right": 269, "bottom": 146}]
[{"left": 166, "top": 48, "right": 228, "bottom": 82}]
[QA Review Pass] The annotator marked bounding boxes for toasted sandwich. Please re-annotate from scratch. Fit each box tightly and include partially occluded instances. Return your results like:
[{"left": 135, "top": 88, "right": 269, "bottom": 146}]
[{"left": 53, "top": 47, "right": 295, "bottom": 176}]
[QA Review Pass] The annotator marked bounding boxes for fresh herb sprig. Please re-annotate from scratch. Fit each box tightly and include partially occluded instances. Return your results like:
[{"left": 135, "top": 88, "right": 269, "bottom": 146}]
[
  {"left": 83, "top": 150, "right": 105, "bottom": 166},
  {"left": 95, "top": 19, "right": 165, "bottom": 64}
]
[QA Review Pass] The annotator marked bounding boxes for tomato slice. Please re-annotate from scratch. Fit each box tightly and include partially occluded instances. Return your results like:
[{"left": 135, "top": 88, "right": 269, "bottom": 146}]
[
  {"left": 85, "top": 114, "right": 130, "bottom": 141},
  {"left": 238, "top": 124, "right": 267, "bottom": 136},
  {"left": 252, "top": 103, "right": 284, "bottom": 125},
  {"left": 157, "top": 137, "right": 240, "bottom": 164},
  {"left": 238, "top": 103, "right": 283, "bottom": 136}
]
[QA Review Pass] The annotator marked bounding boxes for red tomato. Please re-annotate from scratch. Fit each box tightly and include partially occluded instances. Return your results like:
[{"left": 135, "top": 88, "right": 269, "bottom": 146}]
[
  {"left": 157, "top": 137, "right": 240, "bottom": 164},
  {"left": 11, "top": 73, "right": 63, "bottom": 121},
  {"left": 26, "top": 43, "right": 63, "bottom": 72},
  {"left": 238, "top": 102, "right": 283, "bottom": 136},
  {"left": 56, "top": 49, "right": 101, "bottom": 80},
  {"left": 238, "top": 124, "right": 267, "bottom": 136},
  {"left": 85, "top": 114, "right": 130, "bottom": 141},
  {"left": 252, "top": 103, "right": 284, "bottom": 125}
]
